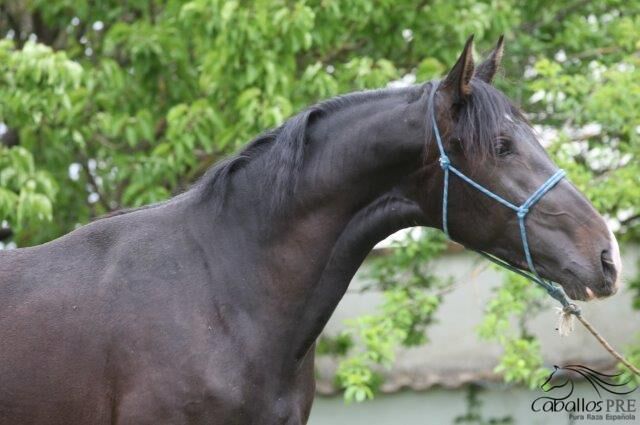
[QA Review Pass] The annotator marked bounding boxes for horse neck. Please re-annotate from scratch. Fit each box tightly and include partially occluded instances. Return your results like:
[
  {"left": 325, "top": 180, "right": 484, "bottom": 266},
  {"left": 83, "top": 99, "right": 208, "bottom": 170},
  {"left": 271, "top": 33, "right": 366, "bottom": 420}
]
[
  {"left": 288, "top": 190, "right": 427, "bottom": 360},
  {"left": 202, "top": 86, "right": 438, "bottom": 363}
]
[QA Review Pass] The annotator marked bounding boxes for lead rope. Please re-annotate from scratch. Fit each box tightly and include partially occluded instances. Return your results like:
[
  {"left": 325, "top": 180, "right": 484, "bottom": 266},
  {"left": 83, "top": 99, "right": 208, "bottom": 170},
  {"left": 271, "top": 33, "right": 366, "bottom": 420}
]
[
  {"left": 574, "top": 314, "right": 640, "bottom": 375},
  {"left": 428, "top": 82, "right": 640, "bottom": 376}
]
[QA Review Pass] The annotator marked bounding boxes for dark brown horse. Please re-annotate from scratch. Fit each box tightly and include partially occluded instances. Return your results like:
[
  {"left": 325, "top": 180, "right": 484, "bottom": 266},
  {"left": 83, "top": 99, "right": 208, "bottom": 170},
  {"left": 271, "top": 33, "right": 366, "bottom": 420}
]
[{"left": 0, "top": 37, "right": 621, "bottom": 424}]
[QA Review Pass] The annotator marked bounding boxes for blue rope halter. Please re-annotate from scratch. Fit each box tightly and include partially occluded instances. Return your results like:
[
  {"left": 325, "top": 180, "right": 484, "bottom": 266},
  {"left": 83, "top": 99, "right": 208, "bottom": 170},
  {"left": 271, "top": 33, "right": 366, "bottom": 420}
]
[{"left": 428, "top": 82, "right": 578, "bottom": 313}]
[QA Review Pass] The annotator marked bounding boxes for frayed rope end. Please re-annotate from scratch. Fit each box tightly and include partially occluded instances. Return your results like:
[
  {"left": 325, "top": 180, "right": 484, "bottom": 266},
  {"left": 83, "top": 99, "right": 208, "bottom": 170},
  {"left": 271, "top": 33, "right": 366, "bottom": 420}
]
[{"left": 555, "top": 303, "right": 581, "bottom": 336}]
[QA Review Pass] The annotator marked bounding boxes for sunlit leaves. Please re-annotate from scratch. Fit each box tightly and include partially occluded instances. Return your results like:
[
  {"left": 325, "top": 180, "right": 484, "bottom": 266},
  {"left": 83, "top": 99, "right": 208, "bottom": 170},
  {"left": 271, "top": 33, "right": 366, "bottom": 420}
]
[
  {"left": 0, "top": 40, "right": 83, "bottom": 128},
  {"left": 0, "top": 146, "right": 57, "bottom": 234},
  {"left": 494, "top": 338, "right": 549, "bottom": 389},
  {"left": 535, "top": 52, "right": 640, "bottom": 227},
  {"left": 337, "top": 356, "right": 379, "bottom": 403}
]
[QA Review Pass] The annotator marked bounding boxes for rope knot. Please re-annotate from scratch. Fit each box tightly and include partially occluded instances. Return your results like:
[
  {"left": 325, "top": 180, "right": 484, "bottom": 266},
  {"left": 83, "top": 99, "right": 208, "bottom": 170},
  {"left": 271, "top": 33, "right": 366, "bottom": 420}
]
[
  {"left": 517, "top": 207, "right": 529, "bottom": 218},
  {"left": 563, "top": 303, "right": 581, "bottom": 317},
  {"left": 439, "top": 156, "right": 450, "bottom": 170}
]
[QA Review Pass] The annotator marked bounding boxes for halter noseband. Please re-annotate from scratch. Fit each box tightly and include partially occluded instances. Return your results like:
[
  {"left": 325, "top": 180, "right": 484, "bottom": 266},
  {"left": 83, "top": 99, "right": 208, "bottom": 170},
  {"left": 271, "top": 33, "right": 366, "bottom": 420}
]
[{"left": 428, "top": 82, "right": 577, "bottom": 311}]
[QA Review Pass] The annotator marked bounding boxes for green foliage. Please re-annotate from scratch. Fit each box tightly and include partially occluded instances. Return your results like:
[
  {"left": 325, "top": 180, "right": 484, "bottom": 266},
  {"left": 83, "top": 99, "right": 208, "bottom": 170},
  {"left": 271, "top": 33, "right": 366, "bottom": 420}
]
[
  {"left": 477, "top": 274, "right": 546, "bottom": 341},
  {"left": 336, "top": 356, "right": 381, "bottom": 403},
  {"left": 1, "top": 0, "right": 639, "bottom": 403},
  {"left": 536, "top": 53, "right": 640, "bottom": 221},
  {"left": 333, "top": 230, "right": 450, "bottom": 402},
  {"left": 493, "top": 338, "right": 548, "bottom": 389},
  {"left": 477, "top": 273, "right": 550, "bottom": 389},
  {"left": 617, "top": 339, "right": 640, "bottom": 388},
  {"left": 3, "top": 0, "right": 510, "bottom": 245},
  {"left": 0, "top": 146, "right": 57, "bottom": 234},
  {"left": 316, "top": 333, "right": 353, "bottom": 357}
]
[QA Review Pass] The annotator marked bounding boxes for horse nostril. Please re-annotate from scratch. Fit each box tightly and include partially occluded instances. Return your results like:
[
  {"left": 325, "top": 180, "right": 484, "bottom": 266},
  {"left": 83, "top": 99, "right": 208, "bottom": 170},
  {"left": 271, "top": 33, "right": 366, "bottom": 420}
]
[{"left": 601, "top": 249, "right": 618, "bottom": 291}]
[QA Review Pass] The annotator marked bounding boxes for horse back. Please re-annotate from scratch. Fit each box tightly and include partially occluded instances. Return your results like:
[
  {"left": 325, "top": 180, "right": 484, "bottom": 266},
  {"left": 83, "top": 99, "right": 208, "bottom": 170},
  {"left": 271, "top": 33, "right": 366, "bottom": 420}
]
[{"left": 0, "top": 208, "right": 217, "bottom": 424}]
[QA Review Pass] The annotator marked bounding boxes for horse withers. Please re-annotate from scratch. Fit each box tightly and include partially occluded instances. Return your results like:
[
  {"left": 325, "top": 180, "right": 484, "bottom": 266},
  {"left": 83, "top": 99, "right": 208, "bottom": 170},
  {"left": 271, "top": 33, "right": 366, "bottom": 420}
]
[{"left": 0, "top": 36, "right": 621, "bottom": 424}]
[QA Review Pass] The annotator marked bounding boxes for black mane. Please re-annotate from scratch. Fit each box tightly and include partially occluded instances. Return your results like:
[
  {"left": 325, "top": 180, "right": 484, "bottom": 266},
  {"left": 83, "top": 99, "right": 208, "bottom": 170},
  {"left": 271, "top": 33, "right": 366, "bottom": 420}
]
[
  {"left": 193, "top": 87, "right": 411, "bottom": 210},
  {"left": 100, "top": 80, "right": 522, "bottom": 219}
]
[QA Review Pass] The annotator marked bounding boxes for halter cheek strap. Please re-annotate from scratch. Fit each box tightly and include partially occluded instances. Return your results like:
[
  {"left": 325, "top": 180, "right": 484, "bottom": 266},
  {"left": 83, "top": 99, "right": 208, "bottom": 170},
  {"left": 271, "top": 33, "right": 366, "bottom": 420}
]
[{"left": 428, "top": 82, "right": 577, "bottom": 312}]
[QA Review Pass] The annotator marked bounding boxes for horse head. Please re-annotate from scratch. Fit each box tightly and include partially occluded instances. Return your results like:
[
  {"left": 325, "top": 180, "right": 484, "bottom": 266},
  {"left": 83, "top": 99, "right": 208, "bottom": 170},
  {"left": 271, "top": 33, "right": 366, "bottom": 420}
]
[{"left": 412, "top": 36, "right": 621, "bottom": 301}]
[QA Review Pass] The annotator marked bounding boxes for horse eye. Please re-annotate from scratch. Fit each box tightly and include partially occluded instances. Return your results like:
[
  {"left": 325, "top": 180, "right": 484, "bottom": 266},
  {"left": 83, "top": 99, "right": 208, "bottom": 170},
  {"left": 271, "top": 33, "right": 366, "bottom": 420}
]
[
  {"left": 449, "top": 138, "right": 463, "bottom": 152},
  {"left": 495, "top": 138, "right": 512, "bottom": 157}
]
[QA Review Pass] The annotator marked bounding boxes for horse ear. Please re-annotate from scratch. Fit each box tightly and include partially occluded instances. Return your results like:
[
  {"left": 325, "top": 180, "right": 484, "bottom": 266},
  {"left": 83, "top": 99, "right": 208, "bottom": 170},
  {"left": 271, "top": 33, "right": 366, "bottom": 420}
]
[
  {"left": 476, "top": 35, "right": 505, "bottom": 83},
  {"left": 441, "top": 35, "right": 475, "bottom": 103}
]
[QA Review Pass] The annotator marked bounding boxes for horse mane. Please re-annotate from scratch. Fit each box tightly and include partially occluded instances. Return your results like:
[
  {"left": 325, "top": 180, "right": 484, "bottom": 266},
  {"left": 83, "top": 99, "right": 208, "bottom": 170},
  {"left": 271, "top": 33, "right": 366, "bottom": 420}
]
[
  {"left": 98, "top": 81, "right": 519, "bottom": 220},
  {"left": 193, "top": 87, "right": 407, "bottom": 212},
  {"left": 194, "top": 105, "right": 318, "bottom": 212},
  {"left": 95, "top": 88, "right": 402, "bottom": 221}
]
